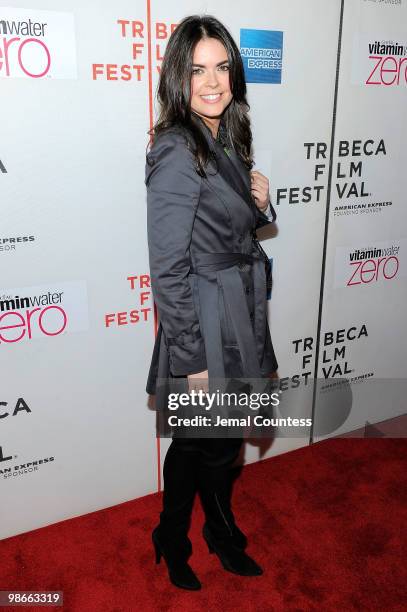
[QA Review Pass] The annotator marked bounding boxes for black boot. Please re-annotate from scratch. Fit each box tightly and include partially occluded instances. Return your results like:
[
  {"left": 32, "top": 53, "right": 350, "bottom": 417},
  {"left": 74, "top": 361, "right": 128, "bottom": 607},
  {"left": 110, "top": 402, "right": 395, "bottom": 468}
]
[
  {"left": 153, "top": 440, "right": 202, "bottom": 590},
  {"left": 197, "top": 440, "right": 262, "bottom": 576},
  {"left": 198, "top": 483, "right": 248, "bottom": 550},
  {"left": 152, "top": 526, "right": 201, "bottom": 590},
  {"left": 198, "top": 461, "right": 248, "bottom": 550},
  {"left": 202, "top": 523, "right": 263, "bottom": 576}
]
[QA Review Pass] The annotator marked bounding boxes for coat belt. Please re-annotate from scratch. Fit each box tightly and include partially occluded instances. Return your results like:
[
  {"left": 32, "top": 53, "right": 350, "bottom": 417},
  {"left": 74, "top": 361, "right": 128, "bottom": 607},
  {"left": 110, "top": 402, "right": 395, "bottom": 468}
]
[
  {"left": 190, "top": 251, "right": 267, "bottom": 379},
  {"left": 189, "top": 251, "right": 260, "bottom": 273}
]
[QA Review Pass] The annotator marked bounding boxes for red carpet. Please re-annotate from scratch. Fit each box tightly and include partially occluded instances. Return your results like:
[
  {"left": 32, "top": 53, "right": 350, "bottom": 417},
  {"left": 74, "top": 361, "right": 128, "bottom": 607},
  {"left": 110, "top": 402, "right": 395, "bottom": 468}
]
[{"left": 1, "top": 438, "right": 406, "bottom": 611}]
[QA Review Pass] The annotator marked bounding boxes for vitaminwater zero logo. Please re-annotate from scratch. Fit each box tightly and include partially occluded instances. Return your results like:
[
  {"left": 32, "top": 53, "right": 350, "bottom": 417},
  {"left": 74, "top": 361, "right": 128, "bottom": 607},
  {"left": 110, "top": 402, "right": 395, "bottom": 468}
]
[
  {"left": 352, "top": 34, "right": 407, "bottom": 86},
  {"left": 334, "top": 240, "right": 406, "bottom": 288},
  {"left": 0, "top": 280, "right": 88, "bottom": 344},
  {"left": 366, "top": 40, "right": 407, "bottom": 85},
  {"left": 0, "top": 7, "right": 77, "bottom": 79},
  {"left": 240, "top": 29, "right": 283, "bottom": 84}
]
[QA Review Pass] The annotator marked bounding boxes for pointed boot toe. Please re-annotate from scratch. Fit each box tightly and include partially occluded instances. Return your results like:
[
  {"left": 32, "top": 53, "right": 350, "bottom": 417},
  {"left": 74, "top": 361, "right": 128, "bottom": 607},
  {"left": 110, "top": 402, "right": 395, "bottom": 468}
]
[{"left": 203, "top": 523, "right": 263, "bottom": 577}]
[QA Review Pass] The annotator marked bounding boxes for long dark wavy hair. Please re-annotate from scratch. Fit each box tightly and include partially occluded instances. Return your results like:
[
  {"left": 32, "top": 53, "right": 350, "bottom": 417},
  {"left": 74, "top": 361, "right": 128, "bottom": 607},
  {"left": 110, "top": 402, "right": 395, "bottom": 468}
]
[{"left": 147, "top": 14, "right": 254, "bottom": 176}]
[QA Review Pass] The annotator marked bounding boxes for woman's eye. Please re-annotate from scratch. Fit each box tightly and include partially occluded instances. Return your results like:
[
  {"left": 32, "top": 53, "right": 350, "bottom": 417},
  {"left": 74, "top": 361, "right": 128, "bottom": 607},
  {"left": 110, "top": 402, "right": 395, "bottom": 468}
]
[{"left": 191, "top": 65, "right": 229, "bottom": 75}]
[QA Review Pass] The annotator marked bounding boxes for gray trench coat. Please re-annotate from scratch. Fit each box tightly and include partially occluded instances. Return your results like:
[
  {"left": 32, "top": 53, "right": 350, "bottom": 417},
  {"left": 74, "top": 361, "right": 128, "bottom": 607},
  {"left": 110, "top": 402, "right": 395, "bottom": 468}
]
[{"left": 145, "top": 117, "right": 278, "bottom": 409}]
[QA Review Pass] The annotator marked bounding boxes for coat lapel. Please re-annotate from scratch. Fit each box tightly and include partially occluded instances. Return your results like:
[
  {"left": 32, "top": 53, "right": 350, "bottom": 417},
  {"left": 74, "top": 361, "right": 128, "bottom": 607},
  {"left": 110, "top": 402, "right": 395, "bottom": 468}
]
[
  {"left": 194, "top": 114, "right": 255, "bottom": 212},
  {"left": 213, "top": 141, "right": 254, "bottom": 206}
]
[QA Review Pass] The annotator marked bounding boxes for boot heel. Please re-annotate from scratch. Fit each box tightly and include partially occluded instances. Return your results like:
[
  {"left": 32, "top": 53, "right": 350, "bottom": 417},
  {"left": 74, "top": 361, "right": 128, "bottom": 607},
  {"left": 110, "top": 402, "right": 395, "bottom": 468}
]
[
  {"left": 202, "top": 524, "right": 263, "bottom": 576},
  {"left": 203, "top": 528, "right": 215, "bottom": 553},
  {"left": 152, "top": 533, "right": 162, "bottom": 564},
  {"left": 151, "top": 527, "right": 201, "bottom": 590}
]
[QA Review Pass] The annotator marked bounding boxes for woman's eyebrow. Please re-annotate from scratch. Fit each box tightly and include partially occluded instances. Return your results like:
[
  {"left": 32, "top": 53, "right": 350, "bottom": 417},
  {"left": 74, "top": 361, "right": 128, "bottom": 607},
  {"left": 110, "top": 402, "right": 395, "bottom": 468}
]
[{"left": 192, "top": 60, "right": 229, "bottom": 67}]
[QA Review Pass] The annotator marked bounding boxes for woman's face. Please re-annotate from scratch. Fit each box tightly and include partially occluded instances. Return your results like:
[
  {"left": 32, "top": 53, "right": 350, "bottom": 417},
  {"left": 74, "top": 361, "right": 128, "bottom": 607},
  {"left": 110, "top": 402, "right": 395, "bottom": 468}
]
[{"left": 190, "top": 37, "right": 233, "bottom": 131}]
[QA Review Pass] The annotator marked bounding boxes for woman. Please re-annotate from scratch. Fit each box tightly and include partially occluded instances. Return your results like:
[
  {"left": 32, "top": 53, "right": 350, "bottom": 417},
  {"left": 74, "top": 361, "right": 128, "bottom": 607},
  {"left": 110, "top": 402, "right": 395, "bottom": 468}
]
[{"left": 145, "top": 15, "right": 278, "bottom": 590}]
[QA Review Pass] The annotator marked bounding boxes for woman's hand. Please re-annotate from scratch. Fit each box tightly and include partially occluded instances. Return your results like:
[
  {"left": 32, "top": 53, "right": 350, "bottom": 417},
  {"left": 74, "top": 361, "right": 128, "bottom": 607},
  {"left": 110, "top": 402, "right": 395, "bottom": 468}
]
[
  {"left": 250, "top": 170, "right": 270, "bottom": 211},
  {"left": 187, "top": 369, "right": 209, "bottom": 393}
]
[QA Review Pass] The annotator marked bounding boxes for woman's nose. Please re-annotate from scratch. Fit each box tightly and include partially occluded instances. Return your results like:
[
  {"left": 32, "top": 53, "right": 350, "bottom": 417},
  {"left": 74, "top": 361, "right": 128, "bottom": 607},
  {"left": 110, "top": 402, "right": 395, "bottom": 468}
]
[{"left": 205, "top": 70, "right": 220, "bottom": 87}]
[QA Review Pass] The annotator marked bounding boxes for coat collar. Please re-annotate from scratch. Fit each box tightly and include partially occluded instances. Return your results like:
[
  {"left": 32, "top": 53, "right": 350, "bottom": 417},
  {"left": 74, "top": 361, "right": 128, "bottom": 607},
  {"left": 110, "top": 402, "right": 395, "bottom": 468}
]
[{"left": 191, "top": 113, "right": 255, "bottom": 210}]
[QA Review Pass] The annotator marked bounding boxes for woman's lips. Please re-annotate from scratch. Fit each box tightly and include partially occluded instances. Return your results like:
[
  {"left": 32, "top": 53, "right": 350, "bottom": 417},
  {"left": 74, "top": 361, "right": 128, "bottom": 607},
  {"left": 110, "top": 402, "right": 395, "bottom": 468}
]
[{"left": 200, "top": 93, "right": 222, "bottom": 104}]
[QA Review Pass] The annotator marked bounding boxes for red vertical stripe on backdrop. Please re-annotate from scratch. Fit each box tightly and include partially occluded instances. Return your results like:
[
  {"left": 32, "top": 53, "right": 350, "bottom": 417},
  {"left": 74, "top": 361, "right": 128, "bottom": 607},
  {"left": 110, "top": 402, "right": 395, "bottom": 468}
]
[{"left": 146, "top": 0, "right": 162, "bottom": 493}]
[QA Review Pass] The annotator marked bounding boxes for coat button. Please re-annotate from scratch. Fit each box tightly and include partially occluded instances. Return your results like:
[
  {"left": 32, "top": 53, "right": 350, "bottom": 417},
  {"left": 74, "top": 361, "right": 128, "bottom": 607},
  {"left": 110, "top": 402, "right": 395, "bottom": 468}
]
[
  {"left": 245, "top": 287, "right": 250, "bottom": 294},
  {"left": 146, "top": 153, "right": 156, "bottom": 166}
]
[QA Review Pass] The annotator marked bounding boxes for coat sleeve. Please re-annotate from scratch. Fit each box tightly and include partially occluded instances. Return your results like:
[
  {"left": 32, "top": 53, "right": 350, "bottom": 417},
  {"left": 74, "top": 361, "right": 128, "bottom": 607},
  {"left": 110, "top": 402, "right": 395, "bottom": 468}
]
[
  {"left": 254, "top": 198, "right": 277, "bottom": 230},
  {"left": 145, "top": 130, "right": 207, "bottom": 377}
]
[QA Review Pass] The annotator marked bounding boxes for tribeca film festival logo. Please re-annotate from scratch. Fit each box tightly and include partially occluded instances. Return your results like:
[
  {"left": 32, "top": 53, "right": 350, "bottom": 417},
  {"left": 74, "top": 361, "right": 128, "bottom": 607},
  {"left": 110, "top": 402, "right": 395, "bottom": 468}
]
[
  {"left": 332, "top": 139, "right": 391, "bottom": 217},
  {"left": 92, "top": 19, "right": 177, "bottom": 81},
  {"left": 0, "top": 281, "right": 88, "bottom": 345},
  {"left": 104, "top": 274, "right": 152, "bottom": 328},
  {"left": 0, "top": 445, "right": 55, "bottom": 481},
  {"left": 270, "top": 139, "right": 384, "bottom": 208},
  {"left": 0, "top": 399, "right": 57, "bottom": 482},
  {"left": 292, "top": 324, "right": 369, "bottom": 380},
  {"left": 1, "top": 397, "right": 32, "bottom": 421},
  {"left": 274, "top": 141, "right": 329, "bottom": 207},
  {"left": 0, "top": 7, "right": 77, "bottom": 79},
  {"left": 334, "top": 238, "right": 406, "bottom": 288},
  {"left": 240, "top": 29, "right": 283, "bottom": 84}
]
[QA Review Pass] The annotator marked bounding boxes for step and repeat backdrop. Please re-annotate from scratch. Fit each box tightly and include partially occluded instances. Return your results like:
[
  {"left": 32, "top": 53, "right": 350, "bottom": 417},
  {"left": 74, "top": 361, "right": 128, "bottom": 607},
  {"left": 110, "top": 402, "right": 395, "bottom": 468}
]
[{"left": 1, "top": 0, "right": 406, "bottom": 539}]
